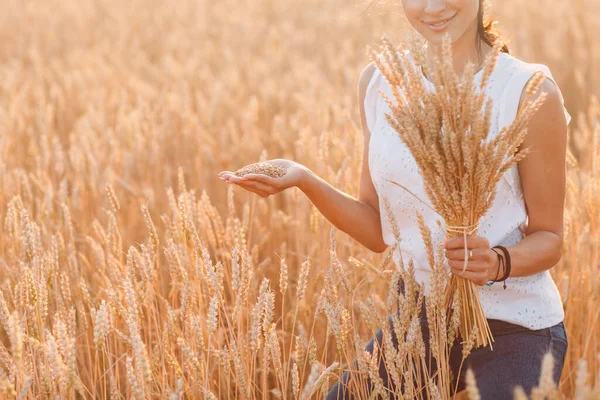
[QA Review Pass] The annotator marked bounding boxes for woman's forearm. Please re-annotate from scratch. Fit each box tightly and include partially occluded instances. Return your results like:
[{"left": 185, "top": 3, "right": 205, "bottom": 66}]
[
  {"left": 297, "top": 167, "right": 388, "bottom": 253},
  {"left": 500, "top": 230, "right": 563, "bottom": 278}
]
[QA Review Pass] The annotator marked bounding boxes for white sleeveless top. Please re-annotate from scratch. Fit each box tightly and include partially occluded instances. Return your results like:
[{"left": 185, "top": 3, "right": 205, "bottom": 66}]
[{"left": 365, "top": 49, "right": 572, "bottom": 330}]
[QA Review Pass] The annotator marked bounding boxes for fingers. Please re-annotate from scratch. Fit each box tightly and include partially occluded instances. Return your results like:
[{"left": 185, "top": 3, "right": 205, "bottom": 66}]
[
  {"left": 236, "top": 180, "right": 274, "bottom": 195},
  {"left": 218, "top": 171, "right": 281, "bottom": 199},
  {"left": 219, "top": 172, "right": 237, "bottom": 181},
  {"left": 222, "top": 174, "right": 246, "bottom": 183},
  {"left": 239, "top": 173, "right": 279, "bottom": 187},
  {"left": 218, "top": 172, "right": 274, "bottom": 198},
  {"left": 233, "top": 182, "right": 270, "bottom": 198},
  {"left": 224, "top": 179, "right": 271, "bottom": 197},
  {"left": 445, "top": 247, "right": 486, "bottom": 261},
  {"left": 444, "top": 234, "right": 489, "bottom": 250},
  {"left": 218, "top": 171, "right": 235, "bottom": 178}
]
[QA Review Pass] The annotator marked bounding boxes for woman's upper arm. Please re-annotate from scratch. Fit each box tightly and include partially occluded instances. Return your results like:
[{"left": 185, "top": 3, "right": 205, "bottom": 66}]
[
  {"left": 358, "top": 62, "right": 381, "bottom": 216},
  {"left": 517, "top": 75, "right": 569, "bottom": 245}
]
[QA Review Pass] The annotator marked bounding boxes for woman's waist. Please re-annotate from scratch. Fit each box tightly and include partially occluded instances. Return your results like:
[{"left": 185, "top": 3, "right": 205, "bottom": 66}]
[
  {"left": 486, "top": 318, "right": 545, "bottom": 336},
  {"left": 396, "top": 274, "right": 565, "bottom": 331}
]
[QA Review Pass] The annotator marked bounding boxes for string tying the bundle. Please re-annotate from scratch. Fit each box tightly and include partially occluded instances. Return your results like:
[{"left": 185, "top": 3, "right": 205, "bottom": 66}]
[{"left": 445, "top": 221, "right": 480, "bottom": 273}]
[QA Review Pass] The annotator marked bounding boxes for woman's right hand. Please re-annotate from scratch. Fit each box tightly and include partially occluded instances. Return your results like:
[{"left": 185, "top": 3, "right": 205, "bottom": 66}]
[{"left": 217, "top": 159, "right": 308, "bottom": 198}]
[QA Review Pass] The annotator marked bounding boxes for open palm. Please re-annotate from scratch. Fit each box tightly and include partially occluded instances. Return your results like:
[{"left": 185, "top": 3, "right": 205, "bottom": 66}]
[{"left": 218, "top": 159, "right": 307, "bottom": 198}]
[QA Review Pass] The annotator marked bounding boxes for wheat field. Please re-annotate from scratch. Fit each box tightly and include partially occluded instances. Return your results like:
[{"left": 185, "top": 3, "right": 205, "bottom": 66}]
[{"left": 0, "top": 0, "right": 598, "bottom": 398}]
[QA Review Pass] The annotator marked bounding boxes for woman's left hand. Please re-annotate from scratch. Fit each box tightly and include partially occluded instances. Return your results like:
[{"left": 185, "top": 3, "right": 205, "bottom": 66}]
[{"left": 443, "top": 235, "right": 501, "bottom": 286}]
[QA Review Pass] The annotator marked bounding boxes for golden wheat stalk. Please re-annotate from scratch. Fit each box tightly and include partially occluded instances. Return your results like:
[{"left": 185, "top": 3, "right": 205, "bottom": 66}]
[{"left": 367, "top": 32, "right": 548, "bottom": 348}]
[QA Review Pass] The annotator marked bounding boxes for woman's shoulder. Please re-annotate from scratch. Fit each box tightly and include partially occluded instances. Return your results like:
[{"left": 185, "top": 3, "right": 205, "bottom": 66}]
[
  {"left": 498, "top": 52, "right": 563, "bottom": 93},
  {"left": 359, "top": 60, "right": 383, "bottom": 104},
  {"left": 359, "top": 62, "right": 378, "bottom": 90},
  {"left": 497, "top": 52, "right": 557, "bottom": 81},
  {"left": 359, "top": 60, "right": 385, "bottom": 134},
  {"left": 496, "top": 52, "right": 571, "bottom": 126}
]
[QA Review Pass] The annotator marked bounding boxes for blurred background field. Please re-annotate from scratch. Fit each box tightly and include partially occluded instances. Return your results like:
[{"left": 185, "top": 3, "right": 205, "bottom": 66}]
[{"left": 0, "top": 0, "right": 598, "bottom": 398}]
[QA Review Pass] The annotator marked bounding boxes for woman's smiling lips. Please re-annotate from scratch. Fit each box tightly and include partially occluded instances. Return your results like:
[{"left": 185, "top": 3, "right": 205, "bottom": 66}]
[{"left": 423, "top": 13, "right": 457, "bottom": 32}]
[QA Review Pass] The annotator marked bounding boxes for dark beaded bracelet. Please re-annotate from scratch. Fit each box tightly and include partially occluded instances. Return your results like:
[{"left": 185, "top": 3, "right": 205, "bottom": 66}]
[
  {"left": 490, "top": 248, "right": 503, "bottom": 282},
  {"left": 492, "top": 245, "right": 512, "bottom": 290}
]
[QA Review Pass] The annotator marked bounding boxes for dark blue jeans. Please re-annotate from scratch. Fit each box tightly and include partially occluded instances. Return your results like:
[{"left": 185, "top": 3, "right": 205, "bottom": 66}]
[{"left": 326, "top": 278, "right": 568, "bottom": 399}]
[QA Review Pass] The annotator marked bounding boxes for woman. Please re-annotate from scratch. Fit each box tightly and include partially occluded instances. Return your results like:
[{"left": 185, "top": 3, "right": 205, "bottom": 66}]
[{"left": 218, "top": 0, "right": 570, "bottom": 398}]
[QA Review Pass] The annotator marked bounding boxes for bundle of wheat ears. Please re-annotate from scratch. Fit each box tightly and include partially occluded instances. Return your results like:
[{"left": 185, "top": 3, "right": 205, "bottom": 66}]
[{"left": 367, "top": 33, "right": 548, "bottom": 348}]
